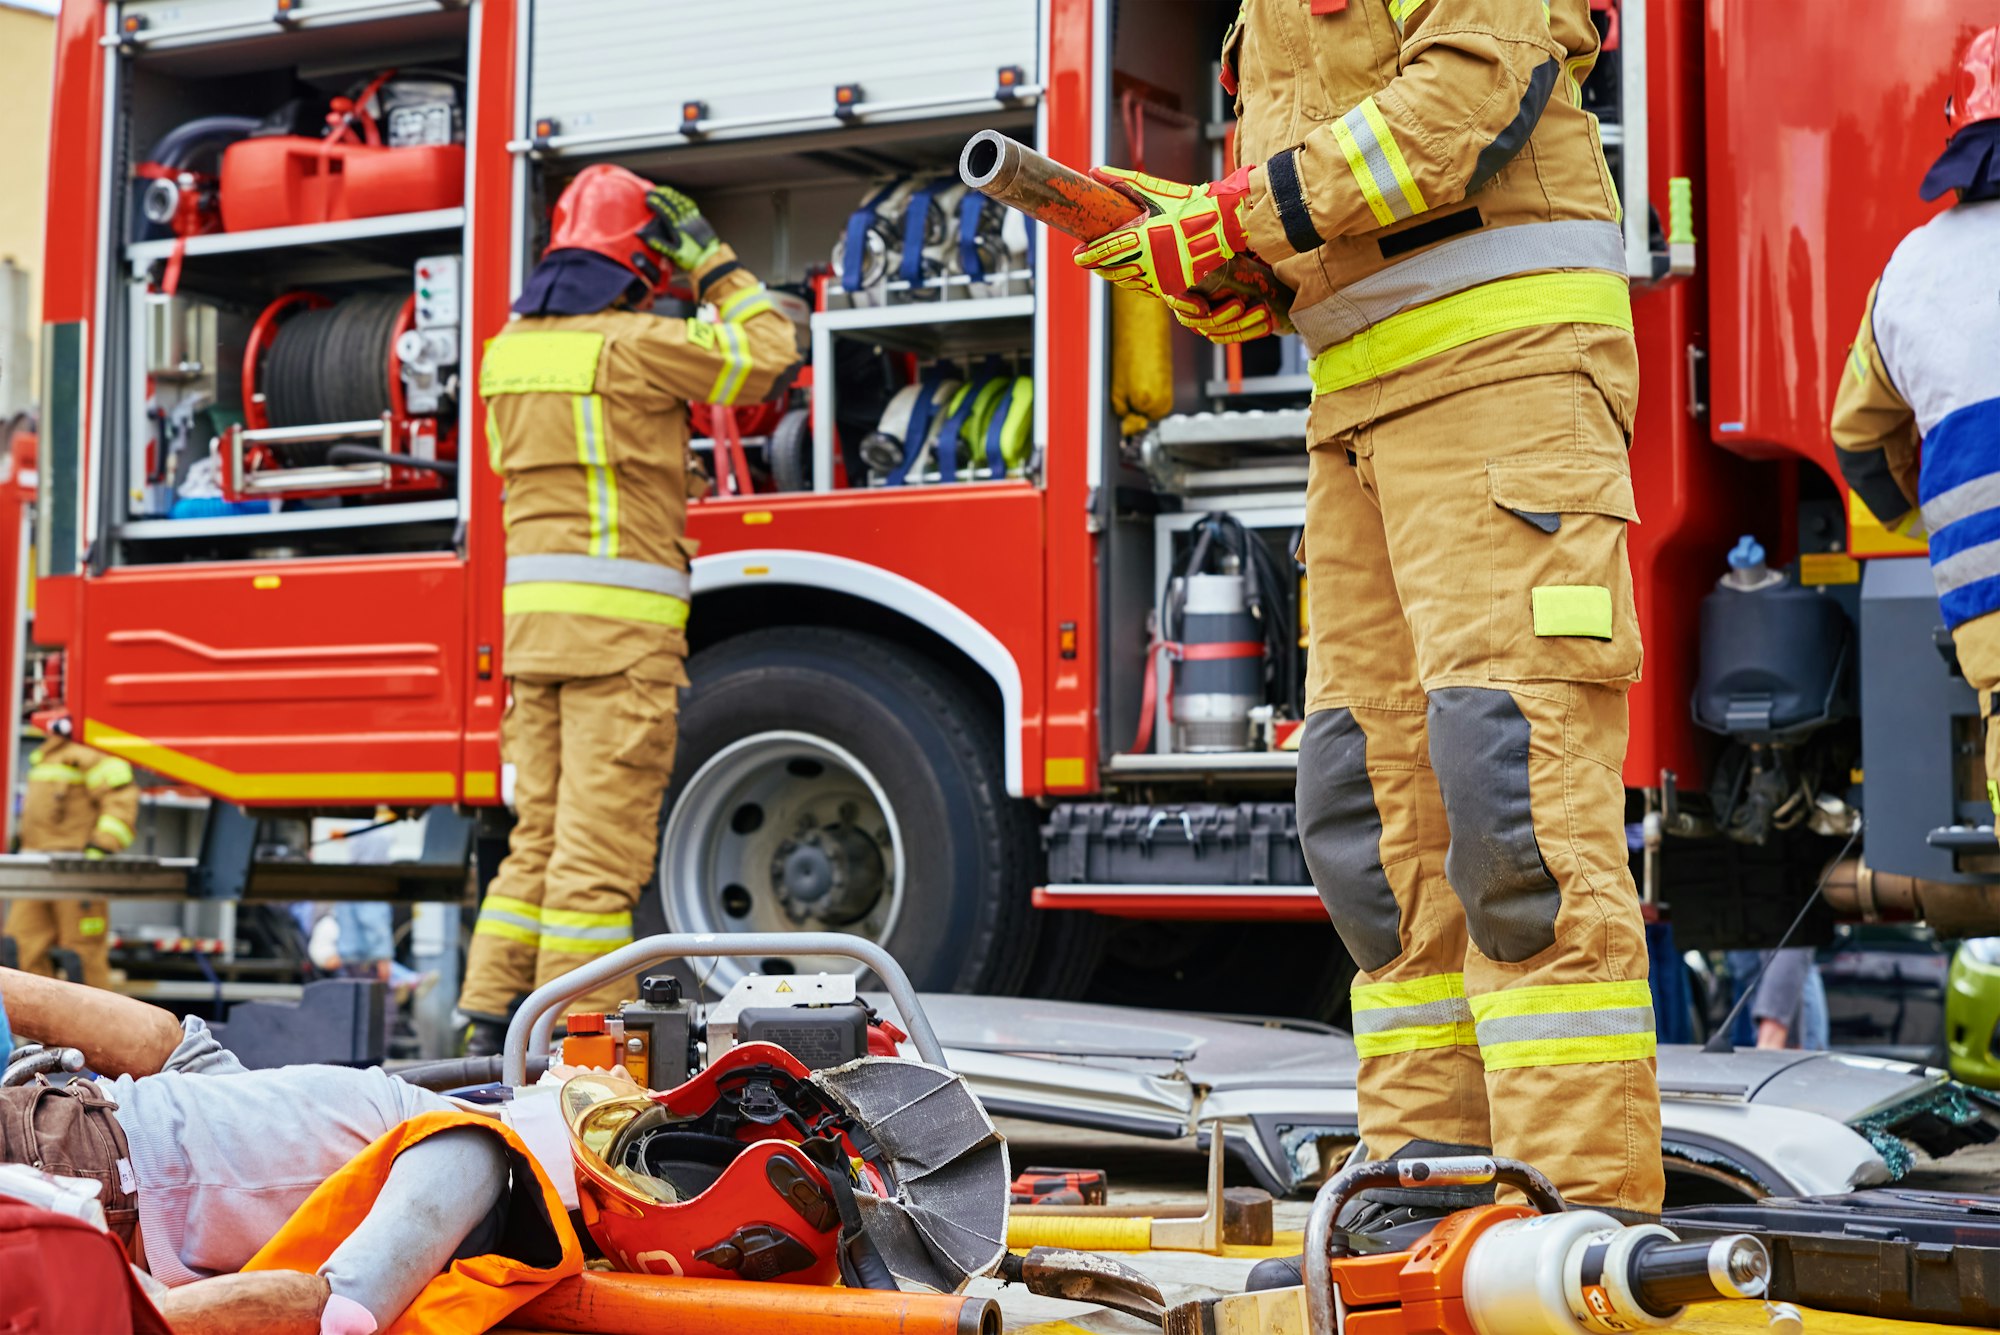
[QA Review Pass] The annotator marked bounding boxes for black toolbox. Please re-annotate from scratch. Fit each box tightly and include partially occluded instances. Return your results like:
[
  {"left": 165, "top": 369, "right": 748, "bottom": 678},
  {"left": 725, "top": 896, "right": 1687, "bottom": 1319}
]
[{"left": 1042, "top": 803, "right": 1311, "bottom": 886}]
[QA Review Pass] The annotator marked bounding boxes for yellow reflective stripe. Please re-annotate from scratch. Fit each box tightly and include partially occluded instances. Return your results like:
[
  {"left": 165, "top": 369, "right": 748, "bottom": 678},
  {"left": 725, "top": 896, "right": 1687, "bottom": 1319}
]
[
  {"left": 485, "top": 410, "right": 505, "bottom": 473},
  {"left": 708, "top": 320, "right": 751, "bottom": 406},
  {"left": 538, "top": 933, "right": 634, "bottom": 958},
  {"left": 1989, "top": 778, "right": 1998, "bottom": 819},
  {"left": 1330, "top": 117, "right": 1397, "bottom": 228},
  {"left": 85, "top": 757, "right": 134, "bottom": 791},
  {"left": 503, "top": 581, "right": 691, "bottom": 628},
  {"left": 1531, "top": 585, "right": 1614, "bottom": 639},
  {"left": 1468, "top": 979, "right": 1654, "bottom": 1020},
  {"left": 1351, "top": 972, "right": 1466, "bottom": 1012},
  {"left": 77, "top": 916, "right": 106, "bottom": 937},
  {"left": 1310, "top": 271, "right": 1632, "bottom": 393},
  {"left": 1351, "top": 972, "right": 1477, "bottom": 1059},
  {"left": 28, "top": 763, "right": 84, "bottom": 784},
  {"left": 1472, "top": 980, "right": 1657, "bottom": 1071},
  {"left": 1388, "top": 0, "right": 1425, "bottom": 20},
  {"left": 542, "top": 907, "right": 633, "bottom": 929},
  {"left": 571, "top": 394, "right": 620, "bottom": 559},
  {"left": 719, "top": 283, "right": 773, "bottom": 322},
  {"left": 1356, "top": 1023, "right": 1479, "bottom": 1059},
  {"left": 1480, "top": 1032, "right": 1657, "bottom": 1071},
  {"left": 481, "top": 330, "right": 605, "bottom": 395},
  {"left": 93, "top": 814, "right": 135, "bottom": 847},
  {"left": 473, "top": 918, "right": 540, "bottom": 948},
  {"left": 1357, "top": 97, "right": 1427, "bottom": 218},
  {"left": 480, "top": 894, "right": 543, "bottom": 922},
  {"left": 81, "top": 719, "right": 453, "bottom": 802}
]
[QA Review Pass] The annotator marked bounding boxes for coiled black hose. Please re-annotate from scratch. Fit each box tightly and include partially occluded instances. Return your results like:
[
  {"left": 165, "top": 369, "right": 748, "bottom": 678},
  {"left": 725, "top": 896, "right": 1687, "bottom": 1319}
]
[{"left": 261, "top": 292, "right": 408, "bottom": 429}]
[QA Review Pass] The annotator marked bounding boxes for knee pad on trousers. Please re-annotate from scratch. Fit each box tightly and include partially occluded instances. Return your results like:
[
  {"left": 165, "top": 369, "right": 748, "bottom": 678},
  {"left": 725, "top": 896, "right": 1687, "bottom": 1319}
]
[
  {"left": 1296, "top": 708, "right": 1403, "bottom": 972},
  {"left": 1426, "top": 687, "right": 1560, "bottom": 964}
]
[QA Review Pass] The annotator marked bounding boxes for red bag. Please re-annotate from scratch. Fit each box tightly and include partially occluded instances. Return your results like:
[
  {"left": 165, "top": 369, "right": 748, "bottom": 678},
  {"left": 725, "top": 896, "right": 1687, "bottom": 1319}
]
[{"left": 0, "top": 1201, "right": 172, "bottom": 1334}]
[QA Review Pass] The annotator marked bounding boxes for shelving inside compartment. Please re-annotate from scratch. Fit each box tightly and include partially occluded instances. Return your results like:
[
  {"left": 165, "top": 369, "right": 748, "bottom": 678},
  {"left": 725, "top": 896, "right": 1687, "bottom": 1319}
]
[
  {"left": 106, "top": 11, "right": 471, "bottom": 565},
  {"left": 541, "top": 106, "right": 1040, "bottom": 495}
]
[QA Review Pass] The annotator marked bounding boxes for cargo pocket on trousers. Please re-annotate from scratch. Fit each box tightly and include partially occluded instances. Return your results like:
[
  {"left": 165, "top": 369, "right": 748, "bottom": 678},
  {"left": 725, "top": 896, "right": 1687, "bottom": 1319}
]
[
  {"left": 613, "top": 674, "right": 683, "bottom": 771},
  {"left": 1485, "top": 456, "right": 1642, "bottom": 685}
]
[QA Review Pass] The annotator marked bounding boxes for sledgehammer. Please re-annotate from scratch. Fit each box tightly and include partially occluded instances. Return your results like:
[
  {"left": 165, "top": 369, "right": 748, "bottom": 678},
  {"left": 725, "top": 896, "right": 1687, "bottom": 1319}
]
[{"left": 958, "top": 130, "right": 1296, "bottom": 332}]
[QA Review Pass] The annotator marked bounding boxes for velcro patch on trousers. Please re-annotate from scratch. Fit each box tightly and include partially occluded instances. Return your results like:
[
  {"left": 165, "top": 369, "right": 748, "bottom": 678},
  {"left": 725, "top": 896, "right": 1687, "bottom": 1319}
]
[{"left": 1531, "top": 585, "right": 1614, "bottom": 640}]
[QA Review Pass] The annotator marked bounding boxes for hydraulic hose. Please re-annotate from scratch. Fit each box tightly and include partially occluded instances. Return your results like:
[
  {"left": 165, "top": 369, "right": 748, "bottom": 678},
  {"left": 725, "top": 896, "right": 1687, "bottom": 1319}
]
[
  {"left": 393, "top": 1053, "right": 547, "bottom": 1092},
  {"left": 327, "top": 445, "right": 459, "bottom": 477}
]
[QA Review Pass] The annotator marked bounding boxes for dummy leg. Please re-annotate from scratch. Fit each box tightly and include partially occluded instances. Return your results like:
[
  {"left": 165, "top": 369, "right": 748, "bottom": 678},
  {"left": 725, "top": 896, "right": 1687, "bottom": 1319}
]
[
  {"left": 317, "top": 1126, "right": 511, "bottom": 1331},
  {"left": 0, "top": 964, "right": 185, "bottom": 1076}
]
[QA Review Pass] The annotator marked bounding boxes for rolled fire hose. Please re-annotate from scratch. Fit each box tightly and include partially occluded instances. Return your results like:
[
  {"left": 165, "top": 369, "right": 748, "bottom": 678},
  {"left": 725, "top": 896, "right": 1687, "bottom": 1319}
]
[{"left": 1112, "top": 283, "right": 1173, "bottom": 436}]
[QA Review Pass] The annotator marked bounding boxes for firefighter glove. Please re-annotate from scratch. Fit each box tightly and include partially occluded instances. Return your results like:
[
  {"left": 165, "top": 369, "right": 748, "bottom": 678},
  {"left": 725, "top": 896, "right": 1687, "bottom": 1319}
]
[
  {"left": 1072, "top": 165, "right": 1257, "bottom": 311},
  {"left": 1173, "top": 290, "right": 1279, "bottom": 345},
  {"left": 644, "top": 184, "right": 721, "bottom": 273}
]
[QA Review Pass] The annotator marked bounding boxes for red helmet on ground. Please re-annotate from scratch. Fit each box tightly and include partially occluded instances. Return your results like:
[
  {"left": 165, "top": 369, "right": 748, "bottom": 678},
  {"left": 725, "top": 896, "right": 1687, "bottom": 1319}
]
[
  {"left": 1947, "top": 26, "right": 2000, "bottom": 138},
  {"left": 547, "top": 163, "right": 669, "bottom": 296}
]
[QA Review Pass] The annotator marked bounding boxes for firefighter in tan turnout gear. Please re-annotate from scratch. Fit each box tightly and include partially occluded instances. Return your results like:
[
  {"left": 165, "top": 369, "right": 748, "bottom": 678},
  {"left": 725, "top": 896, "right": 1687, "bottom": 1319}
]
[
  {"left": 5, "top": 725, "right": 140, "bottom": 989},
  {"left": 459, "top": 165, "right": 799, "bottom": 1052},
  {"left": 1076, "top": 0, "right": 1661, "bottom": 1216}
]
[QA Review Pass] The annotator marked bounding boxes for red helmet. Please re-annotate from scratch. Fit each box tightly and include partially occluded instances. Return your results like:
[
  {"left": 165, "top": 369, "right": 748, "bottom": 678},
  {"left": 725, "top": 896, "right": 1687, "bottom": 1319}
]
[
  {"left": 547, "top": 163, "right": 669, "bottom": 296},
  {"left": 1947, "top": 26, "right": 2000, "bottom": 137},
  {"left": 561, "top": 1041, "right": 1010, "bottom": 1289}
]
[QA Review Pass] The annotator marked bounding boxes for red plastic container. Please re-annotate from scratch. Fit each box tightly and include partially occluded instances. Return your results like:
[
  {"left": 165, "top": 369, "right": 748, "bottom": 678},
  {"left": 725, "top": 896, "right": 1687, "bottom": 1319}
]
[{"left": 219, "top": 136, "right": 464, "bottom": 232}]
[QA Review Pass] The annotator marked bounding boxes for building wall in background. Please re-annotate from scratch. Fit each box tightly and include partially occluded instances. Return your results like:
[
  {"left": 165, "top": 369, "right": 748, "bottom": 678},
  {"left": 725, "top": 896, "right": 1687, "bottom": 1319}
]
[{"left": 0, "top": 4, "right": 55, "bottom": 415}]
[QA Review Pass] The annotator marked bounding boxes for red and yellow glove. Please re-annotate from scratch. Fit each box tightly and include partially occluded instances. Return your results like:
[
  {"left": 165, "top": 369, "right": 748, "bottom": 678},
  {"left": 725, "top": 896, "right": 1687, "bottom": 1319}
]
[
  {"left": 1173, "top": 290, "right": 1280, "bottom": 345},
  {"left": 1072, "top": 165, "right": 1258, "bottom": 312}
]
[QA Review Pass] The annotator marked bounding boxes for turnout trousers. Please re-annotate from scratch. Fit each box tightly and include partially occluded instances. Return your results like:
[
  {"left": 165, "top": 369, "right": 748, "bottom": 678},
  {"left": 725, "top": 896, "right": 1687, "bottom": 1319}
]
[
  {"left": 6, "top": 898, "right": 112, "bottom": 989},
  {"left": 1296, "top": 330, "right": 1664, "bottom": 1214},
  {"left": 460, "top": 663, "right": 683, "bottom": 1020}
]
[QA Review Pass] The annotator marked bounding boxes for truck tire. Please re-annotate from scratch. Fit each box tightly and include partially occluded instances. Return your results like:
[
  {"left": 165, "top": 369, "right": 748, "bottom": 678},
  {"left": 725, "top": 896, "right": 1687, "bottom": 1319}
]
[{"left": 656, "top": 627, "right": 1036, "bottom": 995}]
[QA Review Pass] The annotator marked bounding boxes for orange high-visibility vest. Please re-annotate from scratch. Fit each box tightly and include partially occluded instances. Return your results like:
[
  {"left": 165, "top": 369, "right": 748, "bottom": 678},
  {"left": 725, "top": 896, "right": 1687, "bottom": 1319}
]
[{"left": 244, "top": 1110, "right": 581, "bottom": 1335}]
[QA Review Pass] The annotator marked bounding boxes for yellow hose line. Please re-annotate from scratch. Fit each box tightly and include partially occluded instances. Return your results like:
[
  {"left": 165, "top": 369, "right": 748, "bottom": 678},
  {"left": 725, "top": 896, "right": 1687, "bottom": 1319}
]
[{"left": 1005, "top": 1215, "right": 1155, "bottom": 1252}]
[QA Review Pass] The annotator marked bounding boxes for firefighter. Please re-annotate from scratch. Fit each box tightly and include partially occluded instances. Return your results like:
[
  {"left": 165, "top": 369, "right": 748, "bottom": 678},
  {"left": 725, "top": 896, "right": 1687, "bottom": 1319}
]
[
  {"left": 4, "top": 721, "right": 139, "bottom": 989},
  {"left": 1075, "top": 0, "right": 1661, "bottom": 1216},
  {"left": 457, "top": 165, "right": 799, "bottom": 1053},
  {"left": 1833, "top": 26, "right": 2000, "bottom": 819}
]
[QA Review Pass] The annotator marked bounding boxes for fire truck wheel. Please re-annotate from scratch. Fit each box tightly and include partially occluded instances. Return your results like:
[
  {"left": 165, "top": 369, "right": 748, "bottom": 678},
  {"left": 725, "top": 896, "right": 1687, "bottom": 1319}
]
[{"left": 655, "top": 626, "right": 1039, "bottom": 996}]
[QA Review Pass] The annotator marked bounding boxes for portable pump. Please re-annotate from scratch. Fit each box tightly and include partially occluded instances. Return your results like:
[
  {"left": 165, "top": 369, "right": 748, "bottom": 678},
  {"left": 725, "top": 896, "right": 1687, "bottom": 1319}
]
[{"left": 559, "top": 970, "right": 898, "bottom": 1090}]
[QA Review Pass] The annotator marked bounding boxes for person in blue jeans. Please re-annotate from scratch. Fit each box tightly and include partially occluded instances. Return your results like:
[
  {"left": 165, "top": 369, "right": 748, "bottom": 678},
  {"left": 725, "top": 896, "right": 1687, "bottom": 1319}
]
[{"left": 1726, "top": 947, "right": 1830, "bottom": 1050}]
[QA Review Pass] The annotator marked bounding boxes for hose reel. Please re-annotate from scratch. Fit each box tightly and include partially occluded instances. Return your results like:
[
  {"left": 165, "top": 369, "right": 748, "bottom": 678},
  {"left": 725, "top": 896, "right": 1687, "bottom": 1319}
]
[{"left": 226, "top": 287, "right": 458, "bottom": 500}]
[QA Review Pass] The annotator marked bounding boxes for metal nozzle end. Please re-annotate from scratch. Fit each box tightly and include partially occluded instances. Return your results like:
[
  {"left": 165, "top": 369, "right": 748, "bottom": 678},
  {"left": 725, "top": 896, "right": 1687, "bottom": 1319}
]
[{"left": 1714, "top": 1235, "right": 1771, "bottom": 1299}]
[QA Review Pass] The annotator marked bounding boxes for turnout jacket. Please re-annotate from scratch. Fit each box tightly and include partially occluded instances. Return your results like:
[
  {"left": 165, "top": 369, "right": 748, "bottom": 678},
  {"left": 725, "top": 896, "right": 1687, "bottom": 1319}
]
[
  {"left": 481, "top": 245, "right": 799, "bottom": 679},
  {"left": 1228, "top": 0, "right": 1632, "bottom": 424},
  {"left": 1833, "top": 198, "right": 2000, "bottom": 629},
  {"left": 20, "top": 737, "right": 138, "bottom": 855}
]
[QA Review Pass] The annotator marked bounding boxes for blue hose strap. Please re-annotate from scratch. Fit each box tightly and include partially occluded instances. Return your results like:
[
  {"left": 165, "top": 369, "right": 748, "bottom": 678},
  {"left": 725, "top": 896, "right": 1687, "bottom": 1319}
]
[
  {"left": 885, "top": 365, "right": 950, "bottom": 487},
  {"left": 842, "top": 179, "right": 903, "bottom": 294},
  {"left": 900, "top": 179, "right": 949, "bottom": 286},
  {"left": 959, "top": 193, "right": 989, "bottom": 283},
  {"left": 987, "top": 379, "right": 1018, "bottom": 480}
]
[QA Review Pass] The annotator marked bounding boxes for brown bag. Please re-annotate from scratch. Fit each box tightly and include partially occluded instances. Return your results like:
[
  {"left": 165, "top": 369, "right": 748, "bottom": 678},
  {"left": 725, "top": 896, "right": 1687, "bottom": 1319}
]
[{"left": 0, "top": 1078, "right": 140, "bottom": 1247}]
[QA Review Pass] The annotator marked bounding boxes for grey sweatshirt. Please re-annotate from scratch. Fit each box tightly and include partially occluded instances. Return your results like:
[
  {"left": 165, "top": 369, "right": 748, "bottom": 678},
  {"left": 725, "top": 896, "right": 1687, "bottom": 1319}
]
[{"left": 103, "top": 1017, "right": 450, "bottom": 1285}]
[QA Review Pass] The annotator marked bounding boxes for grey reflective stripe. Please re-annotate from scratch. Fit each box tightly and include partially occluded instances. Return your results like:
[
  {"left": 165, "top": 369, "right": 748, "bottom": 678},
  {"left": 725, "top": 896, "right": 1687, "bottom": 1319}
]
[
  {"left": 476, "top": 907, "right": 540, "bottom": 934},
  {"left": 540, "top": 922, "right": 634, "bottom": 943},
  {"left": 1351, "top": 995, "right": 1476, "bottom": 1036},
  {"left": 1290, "top": 220, "right": 1628, "bottom": 355},
  {"left": 1475, "top": 1006, "right": 1657, "bottom": 1047},
  {"left": 1932, "top": 537, "right": 2000, "bottom": 595},
  {"left": 505, "top": 554, "right": 692, "bottom": 599},
  {"left": 1342, "top": 104, "right": 1420, "bottom": 224},
  {"left": 1922, "top": 471, "right": 2000, "bottom": 533}
]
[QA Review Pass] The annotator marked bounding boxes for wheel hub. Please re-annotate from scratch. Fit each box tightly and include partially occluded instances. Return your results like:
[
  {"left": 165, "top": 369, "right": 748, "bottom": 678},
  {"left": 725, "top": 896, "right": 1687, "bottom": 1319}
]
[{"left": 771, "top": 818, "right": 886, "bottom": 926}]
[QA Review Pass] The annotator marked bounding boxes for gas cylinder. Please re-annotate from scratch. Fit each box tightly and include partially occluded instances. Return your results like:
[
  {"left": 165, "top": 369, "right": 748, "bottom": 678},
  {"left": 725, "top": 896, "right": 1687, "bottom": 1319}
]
[{"left": 1172, "top": 568, "right": 1265, "bottom": 752}]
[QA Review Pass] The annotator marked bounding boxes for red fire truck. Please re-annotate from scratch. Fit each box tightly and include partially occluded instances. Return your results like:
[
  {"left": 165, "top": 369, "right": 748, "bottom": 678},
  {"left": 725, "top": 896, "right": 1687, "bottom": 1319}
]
[{"left": 23, "top": 0, "right": 1997, "bottom": 1013}]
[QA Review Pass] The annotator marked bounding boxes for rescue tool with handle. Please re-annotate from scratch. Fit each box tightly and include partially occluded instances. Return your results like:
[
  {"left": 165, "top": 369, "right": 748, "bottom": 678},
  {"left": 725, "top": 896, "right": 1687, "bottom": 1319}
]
[
  {"left": 1285, "top": 1155, "right": 1772, "bottom": 1335},
  {"left": 957, "top": 130, "right": 1295, "bottom": 331}
]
